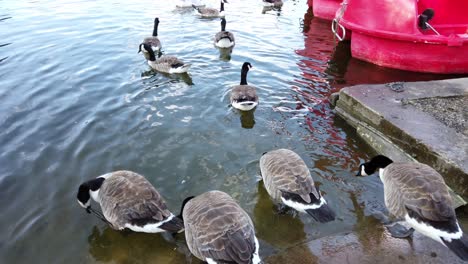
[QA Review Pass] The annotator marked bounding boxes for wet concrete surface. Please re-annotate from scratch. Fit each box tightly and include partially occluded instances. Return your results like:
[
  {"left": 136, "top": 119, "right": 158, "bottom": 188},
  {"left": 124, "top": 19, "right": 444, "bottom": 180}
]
[
  {"left": 266, "top": 230, "right": 468, "bottom": 264},
  {"left": 333, "top": 77, "right": 468, "bottom": 198}
]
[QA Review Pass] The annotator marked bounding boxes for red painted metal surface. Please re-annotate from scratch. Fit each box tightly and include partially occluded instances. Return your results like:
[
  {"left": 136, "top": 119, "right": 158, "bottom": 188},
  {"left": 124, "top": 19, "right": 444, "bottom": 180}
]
[
  {"left": 310, "top": 0, "right": 342, "bottom": 21},
  {"left": 336, "top": 0, "right": 468, "bottom": 74}
]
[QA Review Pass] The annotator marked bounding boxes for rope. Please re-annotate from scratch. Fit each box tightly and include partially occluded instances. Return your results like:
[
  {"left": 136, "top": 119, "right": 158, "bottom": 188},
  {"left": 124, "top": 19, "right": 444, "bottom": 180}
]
[{"left": 331, "top": 0, "right": 348, "bottom": 41}]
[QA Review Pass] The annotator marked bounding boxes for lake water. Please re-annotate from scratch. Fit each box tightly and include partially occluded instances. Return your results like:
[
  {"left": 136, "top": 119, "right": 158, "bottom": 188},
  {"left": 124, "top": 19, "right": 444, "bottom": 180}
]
[{"left": 0, "top": 0, "right": 465, "bottom": 263}]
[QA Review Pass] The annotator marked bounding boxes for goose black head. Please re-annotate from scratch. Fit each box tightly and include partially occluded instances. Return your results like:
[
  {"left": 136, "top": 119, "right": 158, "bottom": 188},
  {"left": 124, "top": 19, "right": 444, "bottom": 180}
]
[
  {"left": 356, "top": 155, "right": 393, "bottom": 176},
  {"left": 153, "top": 17, "right": 160, "bottom": 37},
  {"left": 242, "top": 62, "right": 252, "bottom": 71},
  {"left": 178, "top": 196, "right": 196, "bottom": 221},
  {"left": 77, "top": 177, "right": 106, "bottom": 209}
]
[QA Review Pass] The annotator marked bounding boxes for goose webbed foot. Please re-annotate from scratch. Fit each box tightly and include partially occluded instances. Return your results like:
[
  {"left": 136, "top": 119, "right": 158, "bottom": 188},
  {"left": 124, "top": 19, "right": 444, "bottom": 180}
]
[{"left": 386, "top": 223, "right": 414, "bottom": 238}]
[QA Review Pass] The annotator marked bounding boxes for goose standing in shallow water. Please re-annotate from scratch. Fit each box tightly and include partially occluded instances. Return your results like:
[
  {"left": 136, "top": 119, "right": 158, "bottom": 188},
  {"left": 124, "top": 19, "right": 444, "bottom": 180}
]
[
  {"left": 179, "top": 191, "right": 261, "bottom": 264},
  {"left": 141, "top": 17, "right": 162, "bottom": 60},
  {"left": 193, "top": 0, "right": 227, "bottom": 18},
  {"left": 357, "top": 155, "right": 468, "bottom": 261},
  {"left": 138, "top": 43, "right": 191, "bottom": 73},
  {"left": 259, "top": 149, "right": 336, "bottom": 222},
  {"left": 77, "top": 170, "right": 184, "bottom": 233},
  {"left": 230, "top": 62, "right": 258, "bottom": 111},
  {"left": 214, "top": 18, "right": 235, "bottom": 48}
]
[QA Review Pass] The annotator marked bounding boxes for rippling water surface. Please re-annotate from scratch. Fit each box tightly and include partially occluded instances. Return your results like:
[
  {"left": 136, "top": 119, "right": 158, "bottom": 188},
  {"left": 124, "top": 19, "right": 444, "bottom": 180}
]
[{"left": 0, "top": 0, "right": 465, "bottom": 263}]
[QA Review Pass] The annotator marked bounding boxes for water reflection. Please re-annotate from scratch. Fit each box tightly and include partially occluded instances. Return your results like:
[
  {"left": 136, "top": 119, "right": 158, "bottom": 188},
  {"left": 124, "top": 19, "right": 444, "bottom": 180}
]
[
  {"left": 0, "top": 15, "right": 12, "bottom": 63},
  {"left": 141, "top": 69, "right": 194, "bottom": 86},
  {"left": 88, "top": 226, "right": 189, "bottom": 263},
  {"left": 239, "top": 109, "right": 256, "bottom": 129},
  {"left": 349, "top": 192, "right": 386, "bottom": 253},
  {"left": 217, "top": 46, "right": 234, "bottom": 61},
  {"left": 253, "top": 182, "right": 307, "bottom": 248}
]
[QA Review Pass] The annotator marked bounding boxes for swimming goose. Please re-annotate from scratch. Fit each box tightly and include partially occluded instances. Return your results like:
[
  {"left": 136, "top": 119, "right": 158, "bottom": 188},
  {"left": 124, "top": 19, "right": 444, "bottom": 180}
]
[
  {"left": 141, "top": 17, "right": 162, "bottom": 60},
  {"left": 262, "top": 0, "right": 283, "bottom": 7},
  {"left": 76, "top": 170, "right": 184, "bottom": 233},
  {"left": 193, "top": 0, "right": 227, "bottom": 18},
  {"left": 230, "top": 62, "right": 259, "bottom": 111},
  {"left": 357, "top": 155, "right": 468, "bottom": 261},
  {"left": 259, "top": 149, "right": 336, "bottom": 222},
  {"left": 138, "top": 43, "right": 191, "bottom": 73},
  {"left": 214, "top": 18, "right": 235, "bottom": 48},
  {"left": 179, "top": 191, "right": 261, "bottom": 264}
]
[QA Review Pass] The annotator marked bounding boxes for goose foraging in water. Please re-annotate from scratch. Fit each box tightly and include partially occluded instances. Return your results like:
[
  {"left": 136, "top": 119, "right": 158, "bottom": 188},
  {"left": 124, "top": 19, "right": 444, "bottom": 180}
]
[
  {"left": 141, "top": 17, "right": 162, "bottom": 60},
  {"left": 230, "top": 62, "right": 258, "bottom": 111},
  {"left": 214, "top": 18, "right": 235, "bottom": 48},
  {"left": 179, "top": 191, "right": 261, "bottom": 264},
  {"left": 77, "top": 170, "right": 184, "bottom": 233},
  {"left": 259, "top": 149, "right": 336, "bottom": 222},
  {"left": 138, "top": 43, "right": 191, "bottom": 73},
  {"left": 193, "top": 0, "right": 227, "bottom": 18},
  {"left": 356, "top": 155, "right": 468, "bottom": 261}
]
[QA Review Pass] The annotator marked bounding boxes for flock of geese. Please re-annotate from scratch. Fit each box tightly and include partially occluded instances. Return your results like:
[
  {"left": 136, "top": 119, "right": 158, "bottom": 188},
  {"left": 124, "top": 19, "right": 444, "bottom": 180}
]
[{"left": 77, "top": 0, "right": 468, "bottom": 263}]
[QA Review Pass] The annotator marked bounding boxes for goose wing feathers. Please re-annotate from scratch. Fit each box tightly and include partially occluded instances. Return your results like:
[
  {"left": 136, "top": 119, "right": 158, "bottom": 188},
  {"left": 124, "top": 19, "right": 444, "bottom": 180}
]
[
  {"left": 184, "top": 191, "right": 256, "bottom": 263},
  {"left": 382, "top": 163, "right": 455, "bottom": 221},
  {"left": 215, "top": 31, "right": 235, "bottom": 42},
  {"left": 99, "top": 171, "right": 172, "bottom": 229},
  {"left": 195, "top": 7, "right": 218, "bottom": 16},
  {"left": 230, "top": 85, "right": 258, "bottom": 102},
  {"left": 260, "top": 149, "right": 320, "bottom": 203},
  {"left": 157, "top": 55, "right": 185, "bottom": 68}
]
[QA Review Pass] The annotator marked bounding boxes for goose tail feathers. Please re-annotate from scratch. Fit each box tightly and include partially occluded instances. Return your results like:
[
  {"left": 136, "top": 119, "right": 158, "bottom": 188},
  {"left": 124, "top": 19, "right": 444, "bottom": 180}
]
[
  {"left": 305, "top": 203, "right": 336, "bottom": 223},
  {"left": 159, "top": 215, "right": 185, "bottom": 233},
  {"left": 442, "top": 235, "right": 468, "bottom": 261}
]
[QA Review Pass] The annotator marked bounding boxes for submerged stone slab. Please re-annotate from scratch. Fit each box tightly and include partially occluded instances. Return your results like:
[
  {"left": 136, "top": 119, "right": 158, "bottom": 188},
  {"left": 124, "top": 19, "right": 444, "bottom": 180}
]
[
  {"left": 333, "top": 77, "right": 468, "bottom": 206},
  {"left": 266, "top": 231, "right": 467, "bottom": 264}
]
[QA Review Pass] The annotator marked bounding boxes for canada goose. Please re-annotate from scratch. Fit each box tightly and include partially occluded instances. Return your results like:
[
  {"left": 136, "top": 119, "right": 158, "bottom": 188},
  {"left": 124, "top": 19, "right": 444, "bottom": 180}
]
[
  {"left": 141, "top": 17, "right": 162, "bottom": 60},
  {"left": 138, "top": 43, "right": 191, "bottom": 73},
  {"left": 76, "top": 170, "right": 184, "bottom": 233},
  {"left": 179, "top": 191, "right": 261, "bottom": 264},
  {"left": 259, "top": 149, "right": 336, "bottom": 222},
  {"left": 214, "top": 18, "right": 235, "bottom": 48},
  {"left": 230, "top": 62, "right": 258, "bottom": 111},
  {"left": 357, "top": 155, "right": 468, "bottom": 261},
  {"left": 193, "top": 0, "right": 227, "bottom": 18},
  {"left": 262, "top": 0, "right": 283, "bottom": 7}
]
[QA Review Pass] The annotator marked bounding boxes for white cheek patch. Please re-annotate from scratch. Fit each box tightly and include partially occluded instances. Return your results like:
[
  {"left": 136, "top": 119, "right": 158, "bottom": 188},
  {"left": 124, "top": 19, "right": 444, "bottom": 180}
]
[
  {"left": 360, "top": 166, "right": 368, "bottom": 176},
  {"left": 77, "top": 200, "right": 90, "bottom": 208}
]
